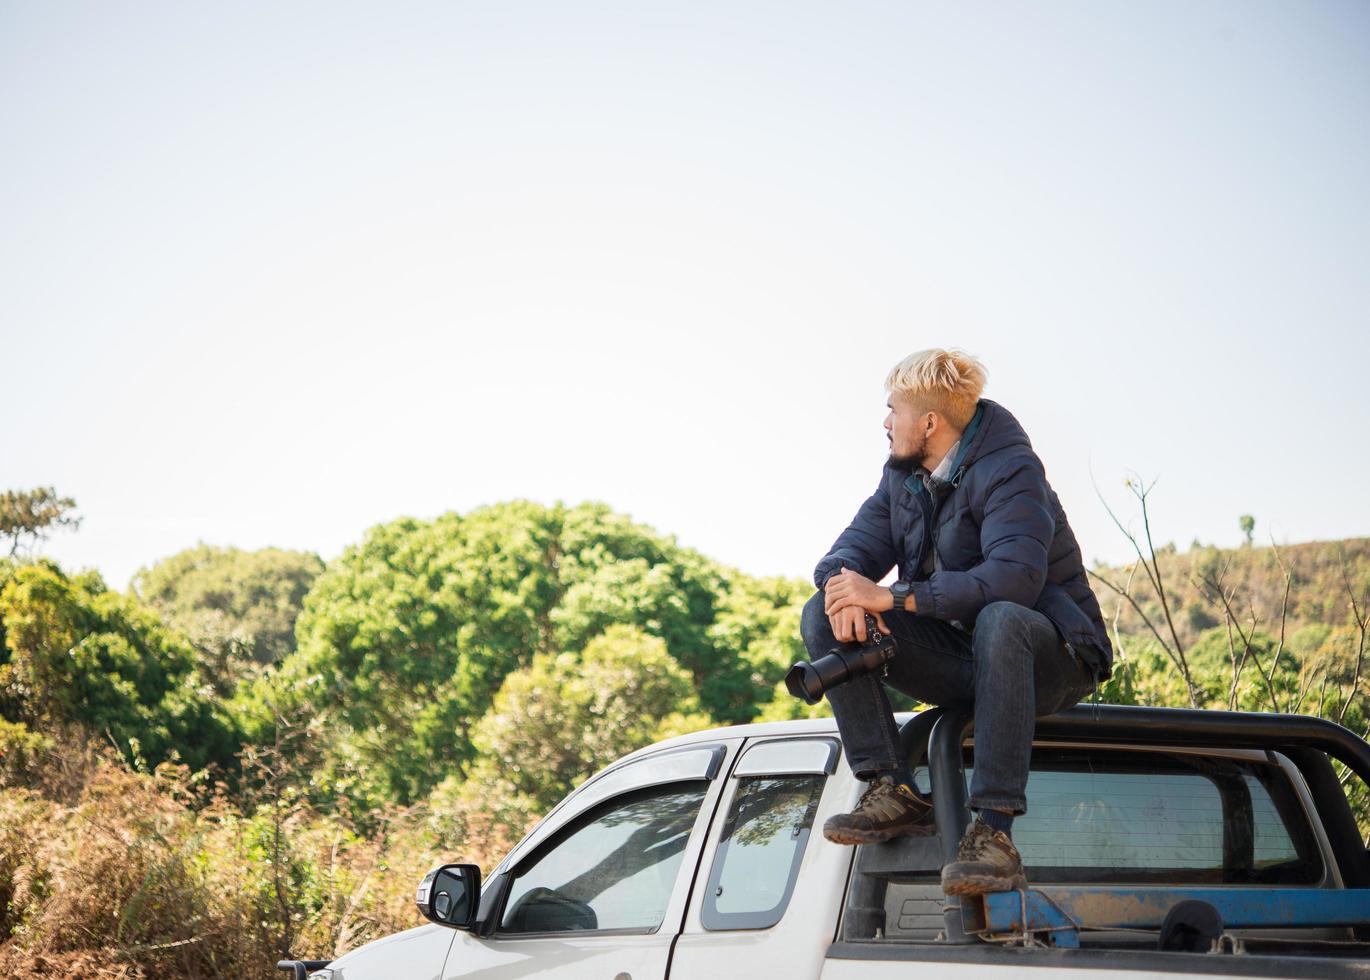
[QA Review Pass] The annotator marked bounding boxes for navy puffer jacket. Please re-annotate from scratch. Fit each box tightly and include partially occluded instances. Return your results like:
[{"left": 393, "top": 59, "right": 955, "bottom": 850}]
[{"left": 814, "top": 400, "right": 1113, "bottom": 680}]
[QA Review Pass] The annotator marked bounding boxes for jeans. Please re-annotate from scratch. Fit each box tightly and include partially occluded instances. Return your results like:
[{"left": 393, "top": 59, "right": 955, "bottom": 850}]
[{"left": 800, "top": 593, "right": 1096, "bottom": 814}]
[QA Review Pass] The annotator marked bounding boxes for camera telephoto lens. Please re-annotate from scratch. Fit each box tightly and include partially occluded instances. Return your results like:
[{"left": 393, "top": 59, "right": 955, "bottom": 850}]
[
  {"left": 784, "top": 661, "right": 826, "bottom": 705},
  {"left": 785, "top": 615, "right": 896, "bottom": 704}
]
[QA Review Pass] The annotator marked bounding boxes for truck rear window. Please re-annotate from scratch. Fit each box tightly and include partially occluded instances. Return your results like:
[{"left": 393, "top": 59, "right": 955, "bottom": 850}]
[{"left": 921, "top": 749, "right": 1322, "bottom": 885}]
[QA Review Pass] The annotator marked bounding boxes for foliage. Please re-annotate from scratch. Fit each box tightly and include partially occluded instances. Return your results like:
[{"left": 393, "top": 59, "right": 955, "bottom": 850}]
[
  {"left": 708, "top": 573, "right": 815, "bottom": 720},
  {"left": 0, "top": 745, "right": 465, "bottom": 980},
  {"left": 131, "top": 544, "right": 324, "bottom": 695},
  {"left": 0, "top": 488, "right": 80, "bottom": 558},
  {"left": 245, "top": 501, "right": 806, "bottom": 809},
  {"left": 0, "top": 562, "right": 238, "bottom": 773},
  {"left": 0, "top": 717, "right": 52, "bottom": 788},
  {"left": 1092, "top": 521, "right": 1370, "bottom": 834},
  {"left": 8, "top": 487, "right": 1370, "bottom": 974},
  {"left": 1094, "top": 537, "right": 1370, "bottom": 653},
  {"left": 464, "top": 625, "right": 698, "bottom": 817},
  {"left": 238, "top": 504, "right": 557, "bottom": 809}
]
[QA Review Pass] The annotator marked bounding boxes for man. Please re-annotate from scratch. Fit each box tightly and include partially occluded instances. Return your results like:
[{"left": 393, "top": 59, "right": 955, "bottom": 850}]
[{"left": 804, "top": 348, "right": 1112, "bottom": 897}]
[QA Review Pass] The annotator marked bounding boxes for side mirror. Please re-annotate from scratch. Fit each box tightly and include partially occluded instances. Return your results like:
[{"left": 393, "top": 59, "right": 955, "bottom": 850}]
[{"left": 416, "top": 863, "right": 481, "bottom": 930}]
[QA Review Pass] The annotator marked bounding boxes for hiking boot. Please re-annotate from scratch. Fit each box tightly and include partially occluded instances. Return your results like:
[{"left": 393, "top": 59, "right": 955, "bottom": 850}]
[
  {"left": 941, "top": 818, "right": 1026, "bottom": 895},
  {"left": 822, "top": 775, "right": 933, "bottom": 845}
]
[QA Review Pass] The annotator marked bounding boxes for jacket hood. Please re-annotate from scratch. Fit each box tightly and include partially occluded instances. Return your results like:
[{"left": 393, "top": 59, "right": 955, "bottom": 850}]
[{"left": 946, "top": 400, "right": 1032, "bottom": 482}]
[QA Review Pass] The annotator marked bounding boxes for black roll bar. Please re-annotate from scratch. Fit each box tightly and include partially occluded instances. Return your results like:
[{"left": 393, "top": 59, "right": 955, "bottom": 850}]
[
  {"left": 914, "top": 702, "right": 1370, "bottom": 944},
  {"left": 1036, "top": 704, "right": 1370, "bottom": 789},
  {"left": 928, "top": 703, "right": 975, "bottom": 942}
]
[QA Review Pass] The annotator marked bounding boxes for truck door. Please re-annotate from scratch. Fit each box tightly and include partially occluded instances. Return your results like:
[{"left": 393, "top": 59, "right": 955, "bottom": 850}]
[
  {"left": 669, "top": 737, "right": 855, "bottom": 980},
  {"left": 441, "top": 740, "right": 740, "bottom": 980}
]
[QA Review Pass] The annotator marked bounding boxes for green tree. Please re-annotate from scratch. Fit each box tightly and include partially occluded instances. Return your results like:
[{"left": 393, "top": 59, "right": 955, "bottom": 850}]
[
  {"left": 0, "top": 488, "right": 80, "bottom": 557},
  {"left": 1239, "top": 514, "right": 1256, "bottom": 547},
  {"left": 1186, "top": 626, "right": 1301, "bottom": 712},
  {"left": 245, "top": 503, "right": 563, "bottom": 807},
  {"left": 249, "top": 500, "right": 796, "bottom": 808},
  {"left": 0, "top": 557, "right": 16, "bottom": 666},
  {"left": 464, "top": 625, "right": 697, "bottom": 814},
  {"left": 131, "top": 544, "right": 324, "bottom": 694},
  {"left": 1100, "top": 636, "right": 1194, "bottom": 709},
  {"left": 710, "top": 573, "right": 821, "bottom": 721},
  {"left": 0, "top": 562, "right": 238, "bottom": 771},
  {"left": 548, "top": 505, "right": 761, "bottom": 721}
]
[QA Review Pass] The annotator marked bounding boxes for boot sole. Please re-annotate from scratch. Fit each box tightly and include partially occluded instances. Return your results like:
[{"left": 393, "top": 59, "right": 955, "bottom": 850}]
[
  {"left": 823, "top": 821, "right": 935, "bottom": 846},
  {"left": 941, "top": 872, "right": 1027, "bottom": 896}
]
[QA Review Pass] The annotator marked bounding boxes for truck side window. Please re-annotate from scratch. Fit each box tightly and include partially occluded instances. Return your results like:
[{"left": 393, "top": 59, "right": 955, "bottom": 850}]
[
  {"left": 919, "top": 749, "right": 1321, "bottom": 885},
  {"left": 700, "top": 775, "right": 826, "bottom": 931},
  {"left": 499, "top": 781, "right": 708, "bottom": 935}
]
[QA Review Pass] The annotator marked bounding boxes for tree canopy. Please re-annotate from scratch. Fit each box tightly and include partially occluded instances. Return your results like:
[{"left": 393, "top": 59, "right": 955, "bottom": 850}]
[
  {"left": 0, "top": 488, "right": 80, "bottom": 557},
  {"left": 242, "top": 500, "right": 808, "bottom": 807},
  {"left": 131, "top": 544, "right": 324, "bottom": 694},
  {"left": 0, "top": 561, "right": 238, "bottom": 771},
  {"left": 466, "top": 624, "right": 699, "bottom": 813},
  {"left": 1, "top": 489, "right": 1369, "bottom": 978}
]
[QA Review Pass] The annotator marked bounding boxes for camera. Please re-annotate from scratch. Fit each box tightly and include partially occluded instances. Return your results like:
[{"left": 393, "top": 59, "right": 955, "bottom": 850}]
[{"left": 785, "top": 613, "right": 897, "bottom": 705}]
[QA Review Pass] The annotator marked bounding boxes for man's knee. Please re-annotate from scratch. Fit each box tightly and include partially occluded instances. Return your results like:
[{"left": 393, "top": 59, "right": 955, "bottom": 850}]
[
  {"left": 800, "top": 591, "right": 834, "bottom": 654},
  {"left": 972, "top": 601, "right": 1036, "bottom": 660},
  {"left": 976, "top": 600, "right": 1033, "bottom": 632}
]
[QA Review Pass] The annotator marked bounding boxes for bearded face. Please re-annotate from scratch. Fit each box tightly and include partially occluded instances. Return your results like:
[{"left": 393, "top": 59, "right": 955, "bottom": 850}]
[
  {"left": 888, "top": 426, "right": 929, "bottom": 471},
  {"left": 885, "top": 393, "right": 932, "bottom": 471}
]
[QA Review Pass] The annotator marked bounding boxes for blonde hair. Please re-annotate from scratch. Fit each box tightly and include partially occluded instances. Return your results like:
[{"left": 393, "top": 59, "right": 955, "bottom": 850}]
[{"left": 885, "top": 348, "right": 987, "bottom": 430}]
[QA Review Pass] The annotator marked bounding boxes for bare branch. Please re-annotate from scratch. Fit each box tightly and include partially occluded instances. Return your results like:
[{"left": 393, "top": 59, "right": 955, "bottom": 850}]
[
  {"left": 1130, "top": 477, "right": 1190, "bottom": 672},
  {"left": 1197, "top": 556, "right": 1249, "bottom": 710},
  {"left": 1338, "top": 723, "right": 1370, "bottom": 787},
  {"left": 1091, "top": 468, "right": 1151, "bottom": 569},
  {"left": 1223, "top": 597, "right": 1243, "bottom": 710},
  {"left": 1292, "top": 664, "right": 1323, "bottom": 715},
  {"left": 1336, "top": 548, "right": 1368, "bottom": 725},
  {"left": 1089, "top": 470, "right": 1200, "bottom": 707},
  {"left": 1089, "top": 565, "right": 1199, "bottom": 706},
  {"left": 1198, "top": 570, "right": 1283, "bottom": 712}
]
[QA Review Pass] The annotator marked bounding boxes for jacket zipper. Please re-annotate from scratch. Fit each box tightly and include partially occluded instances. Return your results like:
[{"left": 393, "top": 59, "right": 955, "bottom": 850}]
[{"left": 911, "top": 482, "right": 935, "bottom": 578}]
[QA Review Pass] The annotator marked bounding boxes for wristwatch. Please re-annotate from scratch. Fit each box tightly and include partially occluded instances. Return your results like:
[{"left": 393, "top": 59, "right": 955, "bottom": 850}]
[{"left": 889, "top": 580, "right": 912, "bottom": 611}]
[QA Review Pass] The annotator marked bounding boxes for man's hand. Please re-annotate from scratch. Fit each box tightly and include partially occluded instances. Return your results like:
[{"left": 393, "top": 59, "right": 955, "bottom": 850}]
[
  {"left": 829, "top": 604, "right": 889, "bottom": 643},
  {"left": 824, "top": 567, "right": 893, "bottom": 617},
  {"left": 825, "top": 568, "right": 894, "bottom": 642}
]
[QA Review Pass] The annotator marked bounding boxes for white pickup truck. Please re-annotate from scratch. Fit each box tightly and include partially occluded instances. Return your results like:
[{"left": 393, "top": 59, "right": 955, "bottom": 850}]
[{"left": 281, "top": 704, "right": 1370, "bottom": 980}]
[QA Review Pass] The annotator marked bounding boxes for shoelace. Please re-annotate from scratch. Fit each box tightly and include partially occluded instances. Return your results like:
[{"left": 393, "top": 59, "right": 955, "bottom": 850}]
[
  {"left": 957, "top": 822, "right": 995, "bottom": 860},
  {"left": 854, "top": 781, "right": 883, "bottom": 809},
  {"left": 854, "top": 780, "right": 902, "bottom": 820}
]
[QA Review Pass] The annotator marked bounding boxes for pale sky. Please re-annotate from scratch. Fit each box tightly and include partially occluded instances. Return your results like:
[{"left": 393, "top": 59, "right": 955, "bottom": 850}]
[{"left": 3, "top": 1, "right": 1368, "bottom": 590}]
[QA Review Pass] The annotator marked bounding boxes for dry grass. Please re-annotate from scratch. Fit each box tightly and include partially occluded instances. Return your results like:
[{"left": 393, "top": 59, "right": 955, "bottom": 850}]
[{"left": 0, "top": 742, "right": 523, "bottom": 979}]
